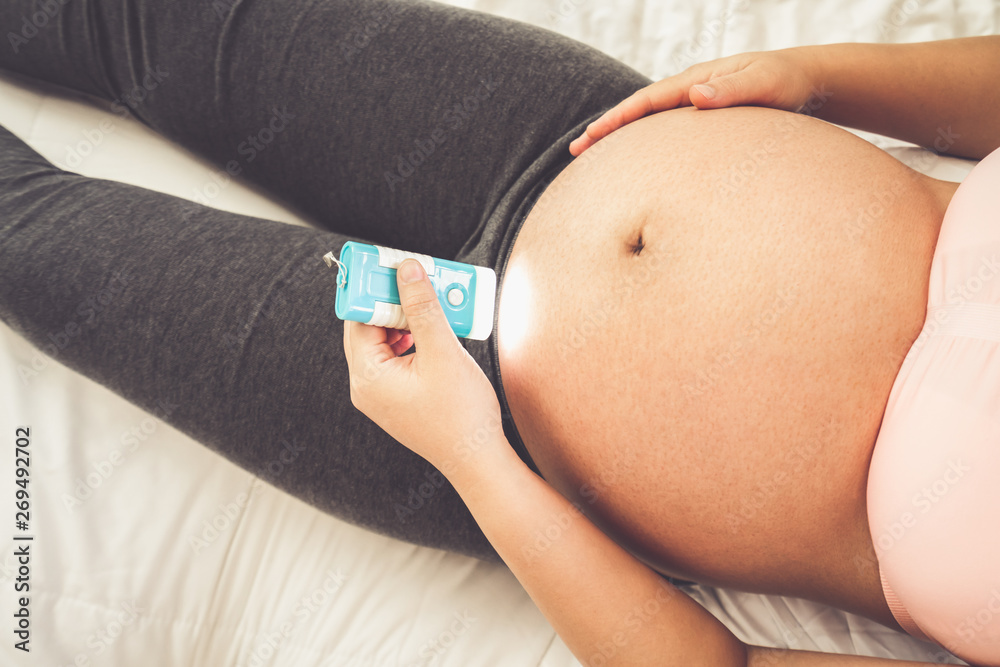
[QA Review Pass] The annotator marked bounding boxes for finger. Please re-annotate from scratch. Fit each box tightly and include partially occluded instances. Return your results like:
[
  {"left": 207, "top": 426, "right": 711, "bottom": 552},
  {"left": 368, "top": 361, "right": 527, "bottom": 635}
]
[
  {"left": 690, "top": 66, "right": 782, "bottom": 110},
  {"left": 569, "top": 91, "right": 653, "bottom": 156},
  {"left": 567, "top": 133, "right": 590, "bottom": 156},
  {"left": 571, "top": 78, "right": 696, "bottom": 155},
  {"left": 585, "top": 89, "right": 657, "bottom": 143},
  {"left": 344, "top": 319, "right": 364, "bottom": 373},
  {"left": 395, "top": 259, "right": 457, "bottom": 361},
  {"left": 386, "top": 328, "right": 406, "bottom": 346},
  {"left": 345, "top": 319, "right": 395, "bottom": 376},
  {"left": 389, "top": 331, "right": 414, "bottom": 357}
]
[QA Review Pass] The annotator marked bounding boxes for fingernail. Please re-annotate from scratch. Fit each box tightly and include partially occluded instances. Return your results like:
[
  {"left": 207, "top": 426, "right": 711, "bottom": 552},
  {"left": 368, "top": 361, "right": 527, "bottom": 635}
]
[
  {"left": 399, "top": 260, "right": 424, "bottom": 284},
  {"left": 693, "top": 83, "right": 716, "bottom": 100}
]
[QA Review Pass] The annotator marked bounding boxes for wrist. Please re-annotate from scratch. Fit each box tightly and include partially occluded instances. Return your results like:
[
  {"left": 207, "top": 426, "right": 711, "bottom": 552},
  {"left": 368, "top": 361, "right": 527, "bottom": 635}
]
[
  {"left": 440, "top": 433, "right": 526, "bottom": 495},
  {"left": 788, "top": 43, "right": 835, "bottom": 113}
]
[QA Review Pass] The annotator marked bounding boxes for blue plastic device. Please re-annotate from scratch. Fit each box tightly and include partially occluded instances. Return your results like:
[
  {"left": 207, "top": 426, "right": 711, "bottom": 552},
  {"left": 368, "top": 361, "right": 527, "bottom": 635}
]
[{"left": 323, "top": 242, "right": 497, "bottom": 340}]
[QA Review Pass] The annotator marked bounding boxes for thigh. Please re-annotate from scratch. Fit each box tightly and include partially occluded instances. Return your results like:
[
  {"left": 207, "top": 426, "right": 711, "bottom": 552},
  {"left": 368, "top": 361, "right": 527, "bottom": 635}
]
[
  {"left": 0, "top": 0, "right": 650, "bottom": 257},
  {"left": 0, "top": 122, "right": 495, "bottom": 559}
]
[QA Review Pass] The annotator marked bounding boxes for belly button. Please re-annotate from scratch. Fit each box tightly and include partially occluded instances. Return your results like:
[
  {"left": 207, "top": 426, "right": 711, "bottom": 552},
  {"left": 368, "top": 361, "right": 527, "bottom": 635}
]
[{"left": 627, "top": 228, "right": 646, "bottom": 257}]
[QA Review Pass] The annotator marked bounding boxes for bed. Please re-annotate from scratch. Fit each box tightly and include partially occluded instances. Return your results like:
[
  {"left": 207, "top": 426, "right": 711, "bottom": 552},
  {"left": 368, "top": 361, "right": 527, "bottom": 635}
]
[{"left": 0, "top": 0, "right": 994, "bottom": 664}]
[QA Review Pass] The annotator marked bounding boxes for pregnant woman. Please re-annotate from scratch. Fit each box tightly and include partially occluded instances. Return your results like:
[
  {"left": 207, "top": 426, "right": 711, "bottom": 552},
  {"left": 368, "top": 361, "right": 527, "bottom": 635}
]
[{"left": 0, "top": 0, "right": 995, "bottom": 664}]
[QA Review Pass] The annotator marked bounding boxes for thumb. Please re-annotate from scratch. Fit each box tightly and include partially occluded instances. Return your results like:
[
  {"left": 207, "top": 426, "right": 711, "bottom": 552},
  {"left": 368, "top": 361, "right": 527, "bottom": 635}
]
[
  {"left": 690, "top": 69, "right": 776, "bottom": 109},
  {"left": 396, "top": 259, "right": 457, "bottom": 358}
]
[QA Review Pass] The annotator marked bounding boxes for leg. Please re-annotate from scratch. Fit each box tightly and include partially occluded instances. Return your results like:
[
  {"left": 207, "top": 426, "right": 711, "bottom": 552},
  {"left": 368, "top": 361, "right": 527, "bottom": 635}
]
[
  {"left": 0, "top": 0, "right": 651, "bottom": 558},
  {"left": 0, "top": 0, "right": 650, "bottom": 255},
  {"left": 0, "top": 123, "right": 497, "bottom": 558}
]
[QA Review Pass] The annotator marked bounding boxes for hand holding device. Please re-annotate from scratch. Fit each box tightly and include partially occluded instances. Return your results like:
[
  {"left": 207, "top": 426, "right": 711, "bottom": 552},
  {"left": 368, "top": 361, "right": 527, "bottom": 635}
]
[
  {"left": 324, "top": 242, "right": 496, "bottom": 341},
  {"left": 341, "top": 258, "right": 505, "bottom": 476}
]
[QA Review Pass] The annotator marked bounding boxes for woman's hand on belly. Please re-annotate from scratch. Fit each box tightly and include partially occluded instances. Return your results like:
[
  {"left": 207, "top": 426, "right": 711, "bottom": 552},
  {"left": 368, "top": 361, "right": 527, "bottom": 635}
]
[
  {"left": 570, "top": 48, "right": 821, "bottom": 156},
  {"left": 574, "top": 38, "right": 1000, "bottom": 160}
]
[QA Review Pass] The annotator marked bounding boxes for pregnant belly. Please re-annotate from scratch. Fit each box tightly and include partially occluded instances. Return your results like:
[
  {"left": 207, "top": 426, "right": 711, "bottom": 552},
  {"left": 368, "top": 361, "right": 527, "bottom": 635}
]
[{"left": 496, "top": 106, "right": 949, "bottom": 613}]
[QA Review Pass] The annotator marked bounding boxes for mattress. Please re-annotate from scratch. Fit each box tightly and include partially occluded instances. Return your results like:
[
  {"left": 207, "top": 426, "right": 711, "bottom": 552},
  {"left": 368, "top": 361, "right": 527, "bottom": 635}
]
[{"left": 1, "top": 0, "right": 995, "bottom": 664}]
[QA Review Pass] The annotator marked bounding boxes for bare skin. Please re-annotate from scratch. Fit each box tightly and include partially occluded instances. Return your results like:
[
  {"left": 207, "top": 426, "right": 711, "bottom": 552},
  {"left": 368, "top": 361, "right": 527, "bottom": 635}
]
[
  {"left": 349, "top": 38, "right": 998, "bottom": 667},
  {"left": 496, "top": 104, "right": 960, "bottom": 629}
]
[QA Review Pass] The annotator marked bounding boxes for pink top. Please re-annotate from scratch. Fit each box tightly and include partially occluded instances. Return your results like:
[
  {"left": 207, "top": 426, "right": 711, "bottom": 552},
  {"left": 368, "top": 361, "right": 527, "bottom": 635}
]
[{"left": 867, "top": 145, "right": 1000, "bottom": 666}]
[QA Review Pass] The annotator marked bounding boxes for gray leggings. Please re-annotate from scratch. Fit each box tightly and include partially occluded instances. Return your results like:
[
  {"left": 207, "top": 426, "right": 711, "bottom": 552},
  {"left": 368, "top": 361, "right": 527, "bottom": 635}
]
[{"left": 0, "top": 0, "right": 650, "bottom": 560}]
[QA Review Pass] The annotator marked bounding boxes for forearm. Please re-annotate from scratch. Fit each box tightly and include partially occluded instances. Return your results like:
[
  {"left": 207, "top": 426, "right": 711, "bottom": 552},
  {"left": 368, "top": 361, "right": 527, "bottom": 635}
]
[
  {"left": 800, "top": 37, "right": 1000, "bottom": 159},
  {"left": 447, "top": 440, "right": 746, "bottom": 666},
  {"left": 448, "top": 439, "right": 938, "bottom": 667},
  {"left": 748, "top": 648, "right": 932, "bottom": 666}
]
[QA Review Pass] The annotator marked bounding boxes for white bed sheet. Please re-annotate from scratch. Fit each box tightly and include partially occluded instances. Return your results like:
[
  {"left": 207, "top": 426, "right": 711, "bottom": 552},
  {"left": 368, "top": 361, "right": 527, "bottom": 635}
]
[{"left": 1, "top": 0, "right": 996, "bottom": 665}]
